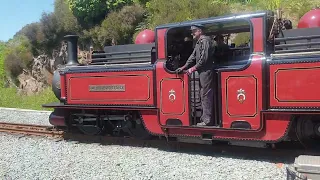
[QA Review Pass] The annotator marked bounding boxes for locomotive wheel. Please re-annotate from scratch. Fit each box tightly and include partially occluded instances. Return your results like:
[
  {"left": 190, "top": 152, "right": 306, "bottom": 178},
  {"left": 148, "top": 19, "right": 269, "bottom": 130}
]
[
  {"left": 295, "top": 115, "right": 320, "bottom": 149},
  {"left": 73, "top": 114, "right": 105, "bottom": 136},
  {"left": 77, "top": 125, "right": 104, "bottom": 136}
]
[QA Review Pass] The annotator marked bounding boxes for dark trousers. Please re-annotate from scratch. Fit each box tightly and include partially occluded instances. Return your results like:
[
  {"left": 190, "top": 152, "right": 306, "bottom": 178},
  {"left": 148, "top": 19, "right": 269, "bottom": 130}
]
[{"left": 199, "top": 69, "right": 214, "bottom": 124}]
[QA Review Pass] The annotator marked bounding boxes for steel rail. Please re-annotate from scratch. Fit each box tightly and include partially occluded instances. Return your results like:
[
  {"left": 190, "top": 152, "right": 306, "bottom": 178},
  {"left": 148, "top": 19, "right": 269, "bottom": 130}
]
[{"left": 0, "top": 122, "right": 64, "bottom": 137}]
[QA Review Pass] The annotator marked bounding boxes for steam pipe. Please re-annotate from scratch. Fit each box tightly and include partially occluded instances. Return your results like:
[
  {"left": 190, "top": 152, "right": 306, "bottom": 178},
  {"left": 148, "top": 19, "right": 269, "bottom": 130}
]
[{"left": 64, "top": 35, "right": 79, "bottom": 66}]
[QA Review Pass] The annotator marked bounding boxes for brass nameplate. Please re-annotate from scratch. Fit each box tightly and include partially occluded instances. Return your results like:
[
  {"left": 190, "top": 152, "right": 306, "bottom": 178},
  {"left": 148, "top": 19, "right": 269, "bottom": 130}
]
[{"left": 89, "top": 84, "right": 125, "bottom": 92}]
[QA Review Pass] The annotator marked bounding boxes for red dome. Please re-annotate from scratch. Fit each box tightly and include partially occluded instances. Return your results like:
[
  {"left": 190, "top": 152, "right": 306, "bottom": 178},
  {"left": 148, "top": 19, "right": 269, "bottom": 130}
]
[
  {"left": 298, "top": 8, "right": 320, "bottom": 28},
  {"left": 135, "top": 29, "right": 155, "bottom": 44}
]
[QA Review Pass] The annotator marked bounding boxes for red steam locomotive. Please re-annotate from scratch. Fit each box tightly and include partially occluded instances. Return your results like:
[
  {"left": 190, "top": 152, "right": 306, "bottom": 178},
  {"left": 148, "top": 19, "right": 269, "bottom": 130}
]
[{"left": 43, "top": 8, "right": 320, "bottom": 148}]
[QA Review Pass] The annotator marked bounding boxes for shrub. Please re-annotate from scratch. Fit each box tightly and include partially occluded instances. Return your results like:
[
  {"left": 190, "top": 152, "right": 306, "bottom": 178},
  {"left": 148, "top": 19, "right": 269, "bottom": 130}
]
[
  {"left": 0, "top": 42, "right": 6, "bottom": 86},
  {"left": 98, "top": 4, "right": 145, "bottom": 46},
  {"left": 3, "top": 35, "right": 33, "bottom": 83}
]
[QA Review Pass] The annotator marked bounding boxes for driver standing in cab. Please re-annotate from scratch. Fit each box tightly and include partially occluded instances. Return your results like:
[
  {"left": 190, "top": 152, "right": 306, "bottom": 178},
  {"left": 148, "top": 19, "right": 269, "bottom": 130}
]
[
  {"left": 175, "top": 24, "right": 215, "bottom": 126},
  {"left": 213, "top": 34, "right": 229, "bottom": 65}
]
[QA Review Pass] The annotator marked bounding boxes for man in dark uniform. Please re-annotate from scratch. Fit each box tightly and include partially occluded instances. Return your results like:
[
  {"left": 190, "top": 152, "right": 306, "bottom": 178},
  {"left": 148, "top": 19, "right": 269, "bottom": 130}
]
[
  {"left": 213, "top": 34, "right": 229, "bottom": 65},
  {"left": 175, "top": 24, "right": 215, "bottom": 126}
]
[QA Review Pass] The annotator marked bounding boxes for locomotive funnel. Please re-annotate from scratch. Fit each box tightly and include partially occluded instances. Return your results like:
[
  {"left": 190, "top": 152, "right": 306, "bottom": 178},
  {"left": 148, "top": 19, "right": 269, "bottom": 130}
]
[{"left": 64, "top": 35, "right": 79, "bottom": 66}]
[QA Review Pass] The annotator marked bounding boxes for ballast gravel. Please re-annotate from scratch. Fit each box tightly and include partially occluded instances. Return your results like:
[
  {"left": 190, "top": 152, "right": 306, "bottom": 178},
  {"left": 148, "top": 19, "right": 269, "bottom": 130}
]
[
  {"left": 0, "top": 108, "right": 291, "bottom": 180},
  {"left": 0, "top": 108, "right": 52, "bottom": 126},
  {"left": 0, "top": 133, "right": 290, "bottom": 180}
]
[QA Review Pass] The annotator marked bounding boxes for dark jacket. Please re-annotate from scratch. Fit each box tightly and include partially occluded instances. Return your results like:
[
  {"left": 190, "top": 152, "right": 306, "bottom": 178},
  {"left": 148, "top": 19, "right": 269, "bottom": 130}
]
[{"left": 183, "top": 35, "right": 215, "bottom": 72}]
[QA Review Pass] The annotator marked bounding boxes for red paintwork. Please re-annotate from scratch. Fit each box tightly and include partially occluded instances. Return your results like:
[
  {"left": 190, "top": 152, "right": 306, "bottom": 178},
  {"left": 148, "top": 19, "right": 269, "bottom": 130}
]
[
  {"left": 156, "top": 61, "right": 191, "bottom": 126},
  {"left": 218, "top": 18, "right": 264, "bottom": 130},
  {"left": 298, "top": 8, "right": 320, "bottom": 28},
  {"left": 167, "top": 114, "right": 290, "bottom": 141},
  {"left": 250, "top": 18, "right": 264, "bottom": 52},
  {"left": 269, "top": 62, "right": 320, "bottom": 107},
  {"left": 64, "top": 71, "right": 155, "bottom": 106},
  {"left": 135, "top": 29, "right": 155, "bottom": 44},
  {"left": 157, "top": 29, "right": 167, "bottom": 59},
  {"left": 160, "top": 78, "right": 185, "bottom": 116},
  {"left": 140, "top": 110, "right": 164, "bottom": 135},
  {"left": 220, "top": 55, "right": 263, "bottom": 130}
]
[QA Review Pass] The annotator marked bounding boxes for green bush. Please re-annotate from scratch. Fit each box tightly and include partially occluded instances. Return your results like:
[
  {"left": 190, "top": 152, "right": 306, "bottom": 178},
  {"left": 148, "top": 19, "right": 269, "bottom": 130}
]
[
  {"left": 3, "top": 35, "right": 33, "bottom": 85},
  {"left": 0, "top": 42, "right": 5, "bottom": 87}
]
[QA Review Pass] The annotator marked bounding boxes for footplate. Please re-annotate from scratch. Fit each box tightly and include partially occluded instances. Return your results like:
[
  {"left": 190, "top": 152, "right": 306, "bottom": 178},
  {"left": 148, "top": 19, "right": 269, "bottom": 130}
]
[{"left": 287, "top": 155, "right": 320, "bottom": 180}]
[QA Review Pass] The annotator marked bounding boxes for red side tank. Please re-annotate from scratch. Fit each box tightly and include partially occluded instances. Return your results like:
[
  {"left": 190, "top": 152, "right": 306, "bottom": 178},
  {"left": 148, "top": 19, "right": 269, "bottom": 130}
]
[
  {"left": 135, "top": 29, "right": 155, "bottom": 44},
  {"left": 298, "top": 8, "right": 320, "bottom": 28}
]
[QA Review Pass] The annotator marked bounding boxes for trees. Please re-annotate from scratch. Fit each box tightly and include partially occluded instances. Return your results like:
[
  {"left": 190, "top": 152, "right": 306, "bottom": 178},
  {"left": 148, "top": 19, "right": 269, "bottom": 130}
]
[
  {"left": 3, "top": 36, "right": 33, "bottom": 82},
  {"left": 81, "top": 3, "right": 146, "bottom": 48},
  {"left": 54, "top": 0, "right": 80, "bottom": 34},
  {"left": 0, "top": 42, "right": 6, "bottom": 86},
  {"left": 145, "top": 0, "right": 231, "bottom": 29},
  {"left": 67, "top": 0, "right": 135, "bottom": 28},
  {"left": 98, "top": 4, "right": 145, "bottom": 46},
  {"left": 14, "top": 22, "right": 44, "bottom": 56}
]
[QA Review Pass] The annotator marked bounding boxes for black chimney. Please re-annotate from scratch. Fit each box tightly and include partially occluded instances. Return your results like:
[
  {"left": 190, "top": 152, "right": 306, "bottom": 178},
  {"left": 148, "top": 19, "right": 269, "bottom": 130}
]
[{"left": 64, "top": 35, "right": 79, "bottom": 66}]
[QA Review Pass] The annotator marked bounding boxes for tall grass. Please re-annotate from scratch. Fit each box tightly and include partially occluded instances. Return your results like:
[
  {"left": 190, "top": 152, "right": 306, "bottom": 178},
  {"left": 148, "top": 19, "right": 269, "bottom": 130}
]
[{"left": 0, "top": 87, "right": 57, "bottom": 111}]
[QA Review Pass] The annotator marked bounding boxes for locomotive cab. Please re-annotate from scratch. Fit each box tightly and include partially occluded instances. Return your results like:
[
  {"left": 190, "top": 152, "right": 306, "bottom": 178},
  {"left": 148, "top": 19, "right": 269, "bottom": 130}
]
[{"left": 162, "top": 17, "right": 253, "bottom": 127}]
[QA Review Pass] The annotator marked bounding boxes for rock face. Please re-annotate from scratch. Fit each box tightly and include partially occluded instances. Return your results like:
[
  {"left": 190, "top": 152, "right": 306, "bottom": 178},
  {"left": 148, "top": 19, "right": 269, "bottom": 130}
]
[
  {"left": 78, "top": 50, "right": 91, "bottom": 65},
  {"left": 16, "top": 41, "right": 92, "bottom": 95},
  {"left": 53, "top": 42, "right": 67, "bottom": 69},
  {"left": 17, "top": 71, "right": 45, "bottom": 96},
  {"left": 32, "top": 55, "right": 53, "bottom": 83},
  {"left": 17, "top": 42, "right": 68, "bottom": 95}
]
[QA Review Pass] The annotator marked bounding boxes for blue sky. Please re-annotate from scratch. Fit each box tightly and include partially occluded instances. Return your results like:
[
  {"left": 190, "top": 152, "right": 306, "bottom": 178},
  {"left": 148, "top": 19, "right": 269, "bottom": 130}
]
[{"left": 0, "top": 0, "right": 54, "bottom": 42}]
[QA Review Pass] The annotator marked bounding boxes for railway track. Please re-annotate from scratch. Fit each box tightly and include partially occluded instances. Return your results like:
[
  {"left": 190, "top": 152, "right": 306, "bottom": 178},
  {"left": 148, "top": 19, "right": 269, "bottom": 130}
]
[{"left": 0, "top": 122, "right": 64, "bottom": 137}]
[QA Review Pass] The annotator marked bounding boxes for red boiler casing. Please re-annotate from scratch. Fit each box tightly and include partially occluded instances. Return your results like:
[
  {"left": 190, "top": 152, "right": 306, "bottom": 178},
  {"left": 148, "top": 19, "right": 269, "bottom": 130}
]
[{"left": 298, "top": 8, "right": 320, "bottom": 28}]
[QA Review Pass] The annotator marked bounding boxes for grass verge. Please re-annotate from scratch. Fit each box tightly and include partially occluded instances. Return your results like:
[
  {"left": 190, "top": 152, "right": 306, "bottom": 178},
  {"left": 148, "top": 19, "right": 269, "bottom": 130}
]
[{"left": 0, "top": 87, "right": 57, "bottom": 111}]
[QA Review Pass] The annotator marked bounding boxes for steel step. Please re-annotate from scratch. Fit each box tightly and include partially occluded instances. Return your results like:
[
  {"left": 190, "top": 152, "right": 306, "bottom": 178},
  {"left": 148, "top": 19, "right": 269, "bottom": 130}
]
[
  {"left": 287, "top": 155, "right": 320, "bottom": 180},
  {"left": 295, "top": 155, "right": 320, "bottom": 174}
]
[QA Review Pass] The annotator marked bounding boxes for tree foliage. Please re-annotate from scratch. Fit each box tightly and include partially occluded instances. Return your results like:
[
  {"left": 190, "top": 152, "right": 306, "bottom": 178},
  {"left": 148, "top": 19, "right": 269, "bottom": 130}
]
[
  {"left": 14, "top": 22, "right": 44, "bottom": 56},
  {"left": 0, "top": 42, "right": 6, "bottom": 86},
  {"left": 39, "top": 12, "right": 62, "bottom": 55},
  {"left": 54, "top": 0, "right": 80, "bottom": 34},
  {"left": 99, "top": 4, "right": 145, "bottom": 45},
  {"left": 67, "top": 0, "right": 135, "bottom": 28},
  {"left": 235, "top": 0, "right": 320, "bottom": 26},
  {"left": 145, "top": 0, "right": 231, "bottom": 29},
  {"left": 4, "top": 36, "right": 33, "bottom": 81}
]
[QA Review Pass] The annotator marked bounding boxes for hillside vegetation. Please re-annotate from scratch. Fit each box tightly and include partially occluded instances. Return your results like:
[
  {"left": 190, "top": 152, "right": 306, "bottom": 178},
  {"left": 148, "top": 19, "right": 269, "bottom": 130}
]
[{"left": 0, "top": 0, "right": 319, "bottom": 110}]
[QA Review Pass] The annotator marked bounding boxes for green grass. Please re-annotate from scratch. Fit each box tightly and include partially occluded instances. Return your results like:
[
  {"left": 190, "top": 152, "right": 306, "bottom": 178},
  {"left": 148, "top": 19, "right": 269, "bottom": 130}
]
[{"left": 0, "top": 87, "right": 58, "bottom": 111}]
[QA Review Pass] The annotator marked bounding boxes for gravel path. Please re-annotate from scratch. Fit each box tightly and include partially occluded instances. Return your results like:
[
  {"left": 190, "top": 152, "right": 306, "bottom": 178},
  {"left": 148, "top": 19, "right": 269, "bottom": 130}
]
[
  {"left": 0, "top": 107, "right": 291, "bottom": 180},
  {"left": 0, "top": 133, "right": 291, "bottom": 180},
  {"left": 0, "top": 107, "right": 52, "bottom": 126}
]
